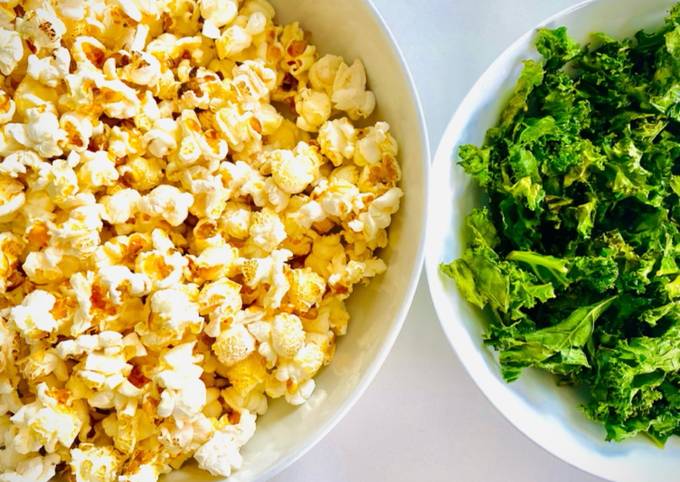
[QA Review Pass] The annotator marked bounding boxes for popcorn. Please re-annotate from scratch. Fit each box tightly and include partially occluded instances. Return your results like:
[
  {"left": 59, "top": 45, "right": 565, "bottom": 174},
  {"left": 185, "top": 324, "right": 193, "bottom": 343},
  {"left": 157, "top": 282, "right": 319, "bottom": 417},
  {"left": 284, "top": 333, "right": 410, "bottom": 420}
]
[
  {"left": 355, "top": 121, "right": 399, "bottom": 167},
  {"left": 216, "top": 25, "right": 253, "bottom": 59},
  {"left": 198, "top": 278, "right": 242, "bottom": 337},
  {"left": 69, "top": 272, "right": 94, "bottom": 336},
  {"left": 0, "top": 28, "right": 23, "bottom": 76},
  {"left": 11, "top": 383, "right": 82, "bottom": 454},
  {"left": 6, "top": 108, "right": 65, "bottom": 158},
  {"left": 139, "top": 185, "right": 194, "bottom": 227},
  {"left": 200, "top": 0, "right": 238, "bottom": 39},
  {"left": 49, "top": 203, "right": 103, "bottom": 255},
  {"left": 270, "top": 142, "right": 319, "bottom": 194},
  {"left": 15, "top": 2, "right": 66, "bottom": 51},
  {"left": 350, "top": 187, "right": 403, "bottom": 242},
  {"left": 288, "top": 268, "right": 326, "bottom": 313},
  {"left": 318, "top": 118, "right": 356, "bottom": 166},
  {"left": 100, "top": 189, "right": 141, "bottom": 225},
  {"left": 0, "top": 1, "right": 402, "bottom": 479},
  {"left": 271, "top": 313, "right": 305, "bottom": 358},
  {"left": 77, "top": 150, "right": 120, "bottom": 190},
  {"left": 120, "top": 51, "right": 161, "bottom": 87},
  {"left": 0, "top": 454, "right": 60, "bottom": 482},
  {"left": 296, "top": 88, "right": 332, "bottom": 132},
  {"left": 221, "top": 201, "right": 252, "bottom": 239},
  {"left": 279, "top": 22, "right": 316, "bottom": 77},
  {"left": 220, "top": 354, "right": 268, "bottom": 413},
  {"left": 213, "top": 323, "right": 256, "bottom": 367},
  {"left": 187, "top": 242, "right": 237, "bottom": 283},
  {"left": 97, "top": 265, "right": 150, "bottom": 305},
  {"left": 118, "top": 155, "right": 164, "bottom": 191},
  {"left": 136, "top": 288, "right": 202, "bottom": 349},
  {"left": 44, "top": 159, "right": 79, "bottom": 207},
  {"left": 239, "top": 249, "right": 291, "bottom": 309},
  {"left": 22, "top": 247, "right": 68, "bottom": 285},
  {"left": 232, "top": 60, "right": 277, "bottom": 103},
  {"left": 248, "top": 208, "right": 287, "bottom": 253},
  {"left": 27, "top": 48, "right": 71, "bottom": 87},
  {"left": 69, "top": 444, "right": 121, "bottom": 482},
  {"left": 0, "top": 176, "right": 25, "bottom": 223},
  {"left": 309, "top": 55, "right": 343, "bottom": 94},
  {"left": 0, "top": 90, "right": 15, "bottom": 126},
  {"left": 96, "top": 78, "right": 142, "bottom": 119},
  {"left": 154, "top": 343, "right": 207, "bottom": 419},
  {"left": 57, "top": 0, "right": 87, "bottom": 20},
  {"left": 135, "top": 230, "right": 187, "bottom": 290},
  {"left": 215, "top": 104, "right": 260, "bottom": 153},
  {"left": 193, "top": 410, "right": 256, "bottom": 477},
  {"left": 59, "top": 112, "right": 94, "bottom": 153},
  {"left": 9, "top": 290, "right": 58, "bottom": 342},
  {"left": 13, "top": 77, "right": 58, "bottom": 119},
  {"left": 332, "top": 60, "right": 376, "bottom": 119},
  {"left": 0, "top": 233, "right": 24, "bottom": 293}
]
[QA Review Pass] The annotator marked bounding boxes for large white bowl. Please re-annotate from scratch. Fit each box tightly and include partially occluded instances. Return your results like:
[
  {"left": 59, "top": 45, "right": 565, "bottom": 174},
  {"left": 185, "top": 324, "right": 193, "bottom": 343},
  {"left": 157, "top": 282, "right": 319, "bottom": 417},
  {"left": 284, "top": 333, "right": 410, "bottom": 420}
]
[
  {"left": 166, "top": 1, "right": 428, "bottom": 481},
  {"left": 426, "top": 1, "right": 678, "bottom": 481}
]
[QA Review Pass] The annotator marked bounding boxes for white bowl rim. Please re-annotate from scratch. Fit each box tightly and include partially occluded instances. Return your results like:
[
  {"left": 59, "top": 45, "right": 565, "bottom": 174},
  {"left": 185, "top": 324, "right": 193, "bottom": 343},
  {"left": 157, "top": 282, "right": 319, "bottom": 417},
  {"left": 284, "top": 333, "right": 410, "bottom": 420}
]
[
  {"left": 425, "top": 0, "right": 649, "bottom": 480},
  {"left": 255, "top": 1, "right": 430, "bottom": 480}
]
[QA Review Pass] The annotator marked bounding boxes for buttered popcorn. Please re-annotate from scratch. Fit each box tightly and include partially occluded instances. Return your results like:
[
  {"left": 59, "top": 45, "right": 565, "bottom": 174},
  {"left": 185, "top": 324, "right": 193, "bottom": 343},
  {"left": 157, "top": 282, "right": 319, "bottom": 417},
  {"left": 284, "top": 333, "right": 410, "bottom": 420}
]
[{"left": 0, "top": 0, "right": 403, "bottom": 480}]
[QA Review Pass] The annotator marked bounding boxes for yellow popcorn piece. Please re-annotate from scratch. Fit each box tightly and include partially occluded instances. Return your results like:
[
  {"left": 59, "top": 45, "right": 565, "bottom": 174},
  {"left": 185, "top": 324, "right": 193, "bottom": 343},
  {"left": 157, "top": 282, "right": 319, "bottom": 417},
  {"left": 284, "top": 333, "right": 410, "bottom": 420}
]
[
  {"left": 15, "top": 2, "right": 66, "bottom": 50},
  {"left": 200, "top": 0, "right": 238, "bottom": 39},
  {"left": 271, "top": 312, "right": 305, "bottom": 358},
  {"left": 27, "top": 47, "right": 71, "bottom": 88},
  {"left": 9, "top": 290, "right": 58, "bottom": 342},
  {"left": 0, "top": 28, "right": 23, "bottom": 76},
  {"left": 154, "top": 342, "right": 207, "bottom": 419},
  {"left": 0, "top": 454, "right": 60, "bottom": 482},
  {"left": 223, "top": 353, "right": 267, "bottom": 400},
  {"left": 270, "top": 143, "right": 319, "bottom": 195},
  {"left": 220, "top": 201, "right": 252, "bottom": 239},
  {"left": 193, "top": 410, "right": 256, "bottom": 477},
  {"left": 136, "top": 288, "right": 202, "bottom": 349},
  {"left": 332, "top": 60, "right": 376, "bottom": 120},
  {"left": 318, "top": 117, "right": 356, "bottom": 166},
  {"left": 248, "top": 207, "right": 286, "bottom": 252},
  {"left": 139, "top": 184, "right": 194, "bottom": 227},
  {"left": 0, "top": 89, "right": 16, "bottom": 126},
  {"left": 69, "top": 443, "right": 122, "bottom": 482},
  {"left": 99, "top": 188, "right": 141, "bottom": 225},
  {"left": 188, "top": 242, "right": 238, "bottom": 283},
  {"left": 77, "top": 150, "right": 120, "bottom": 190},
  {"left": 198, "top": 278, "right": 242, "bottom": 337},
  {"left": 350, "top": 186, "right": 403, "bottom": 243},
  {"left": 11, "top": 383, "right": 82, "bottom": 455},
  {"left": 6, "top": 108, "right": 66, "bottom": 159},
  {"left": 0, "top": 232, "right": 24, "bottom": 293},
  {"left": 288, "top": 268, "right": 326, "bottom": 313},
  {"left": 118, "top": 155, "right": 165, "bottom": 192},
  {"left": 295, "top": 88, "right": 331, "bottom": 132},
  {"left": 239, "top": 248, "right": 291, "bottom": 309},
  {"left": 309, "top": 54, "right": 343, "bottom": 94}
]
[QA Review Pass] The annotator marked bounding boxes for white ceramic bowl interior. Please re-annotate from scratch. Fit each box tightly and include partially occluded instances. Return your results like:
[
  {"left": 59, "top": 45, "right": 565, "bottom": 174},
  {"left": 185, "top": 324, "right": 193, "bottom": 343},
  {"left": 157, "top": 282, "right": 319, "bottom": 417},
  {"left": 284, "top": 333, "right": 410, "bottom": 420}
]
[
  {"left": 426, "top": 1, "right": 678, "bottom": 481},
  {"left": 165, "top": 1, "right": 429, "bottom": 481}
]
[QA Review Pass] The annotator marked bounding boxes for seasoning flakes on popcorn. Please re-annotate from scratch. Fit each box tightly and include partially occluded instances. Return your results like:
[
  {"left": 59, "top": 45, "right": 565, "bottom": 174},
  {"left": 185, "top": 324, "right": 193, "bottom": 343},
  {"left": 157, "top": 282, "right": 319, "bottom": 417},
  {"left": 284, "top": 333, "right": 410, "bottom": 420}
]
[{"left": 0, "top": 0, "right": 403, "bottom": 479}]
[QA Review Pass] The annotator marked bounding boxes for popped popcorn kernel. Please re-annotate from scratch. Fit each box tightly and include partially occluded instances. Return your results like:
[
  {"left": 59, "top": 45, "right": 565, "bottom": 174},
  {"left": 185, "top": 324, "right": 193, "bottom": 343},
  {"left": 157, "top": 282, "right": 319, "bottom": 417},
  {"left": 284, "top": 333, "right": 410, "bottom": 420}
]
[
  {"left": 271, "top": 312, "right": 305, "bottom": 358},
  {"left": 0, "top": 0, "right": 402, "bottom": 479}
]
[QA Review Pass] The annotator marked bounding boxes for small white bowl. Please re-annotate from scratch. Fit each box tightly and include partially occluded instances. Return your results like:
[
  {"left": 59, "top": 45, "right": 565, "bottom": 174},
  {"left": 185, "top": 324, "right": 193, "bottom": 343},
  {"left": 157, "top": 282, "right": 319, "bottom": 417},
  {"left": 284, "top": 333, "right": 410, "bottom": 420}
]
[
  {"left": 166, "top": 1, "right": 429, "bottom": 481},
  {"left": 426, "top": 1, "right": 678, "bottom": 481}
]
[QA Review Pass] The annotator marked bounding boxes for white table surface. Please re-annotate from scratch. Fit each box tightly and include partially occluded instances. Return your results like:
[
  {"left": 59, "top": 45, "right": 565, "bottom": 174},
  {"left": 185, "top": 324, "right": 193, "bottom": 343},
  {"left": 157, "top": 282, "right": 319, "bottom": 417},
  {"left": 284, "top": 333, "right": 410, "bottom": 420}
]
[{"left": 276, "top": 1, "right": 604, "bottom": 481}]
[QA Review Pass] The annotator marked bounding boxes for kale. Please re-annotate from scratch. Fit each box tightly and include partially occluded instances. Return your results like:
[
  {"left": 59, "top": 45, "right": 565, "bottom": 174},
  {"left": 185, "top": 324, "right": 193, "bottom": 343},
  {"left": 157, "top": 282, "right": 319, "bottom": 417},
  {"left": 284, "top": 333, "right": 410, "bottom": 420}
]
[{"left": 441, "top": 6, "right": 680, "bottom": 443}]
